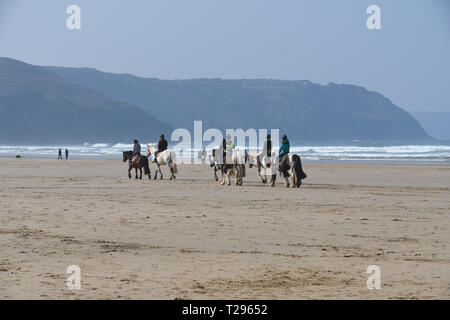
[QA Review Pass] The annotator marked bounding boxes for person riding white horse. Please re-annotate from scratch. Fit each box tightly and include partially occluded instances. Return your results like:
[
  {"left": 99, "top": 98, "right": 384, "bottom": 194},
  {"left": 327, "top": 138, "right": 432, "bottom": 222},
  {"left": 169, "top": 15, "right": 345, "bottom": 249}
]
[
  {"left": 152, "top": 134, "right": 168, "bottom": 163},
  {"left": 147, "top": 142, "right": 177, "bottom": 180}
]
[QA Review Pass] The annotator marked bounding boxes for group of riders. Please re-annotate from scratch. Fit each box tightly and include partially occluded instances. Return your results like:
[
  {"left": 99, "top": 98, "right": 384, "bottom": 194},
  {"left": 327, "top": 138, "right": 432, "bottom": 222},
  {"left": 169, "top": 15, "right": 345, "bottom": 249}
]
[
  {"left": 125, "top": 132, "right": 303, "bottom": 186},
  {"left": 130, "top": 132, "right": 290, "bottom": 165},
  {"left": 132, "top": 134, "right": 168, "bottom": 163},
  {"left": 216, "top": 133, "right": 290, "bottom": 165}
]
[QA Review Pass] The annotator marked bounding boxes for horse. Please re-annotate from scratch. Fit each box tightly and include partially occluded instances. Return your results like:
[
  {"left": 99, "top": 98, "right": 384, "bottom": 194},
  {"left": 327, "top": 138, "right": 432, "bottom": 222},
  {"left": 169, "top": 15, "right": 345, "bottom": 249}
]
[
  {"left": 209, "top": 148, "right": 245, "bottom": 186},
  {"left": 122, "top": 151, "right": 151, "bottom": 179},
  {"left": 248, "top": 151, "right": 278, "bottom": 186},
  {"left": 277, "top": 153, "right": 307, "bottom": 188},
  {"left": 208, "top": 149, "right": 234, "bottom": 184},
  {"left": 147, "top": 144, "right": 178, "bottom": 180}
]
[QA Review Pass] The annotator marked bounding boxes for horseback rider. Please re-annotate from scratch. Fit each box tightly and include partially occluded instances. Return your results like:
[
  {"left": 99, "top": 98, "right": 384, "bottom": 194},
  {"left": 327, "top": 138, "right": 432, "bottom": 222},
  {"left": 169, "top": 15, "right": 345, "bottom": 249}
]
[
  {"left": 278, "top": 134, "right": 290, "bottom": 178},
  {"left": 133, "top": 139, "right": 141, "bottom": 156},
  {"left": 279, "top": 134, "right": 290, "bottom": 160},
  {"left": 225, "top": 134, "right": 234, "bottom": 164},
  {"left": 217, "top": 138, "right": 226, "bottom": 164},
  {"left": 261, "top": 134, "right": 272, "bottom": 166},
  {"left": 153, "top": 134, "right": 168, "bottom": 163},
  {"left": 132, "top": 139, "right": 141, "bottom": 162}
]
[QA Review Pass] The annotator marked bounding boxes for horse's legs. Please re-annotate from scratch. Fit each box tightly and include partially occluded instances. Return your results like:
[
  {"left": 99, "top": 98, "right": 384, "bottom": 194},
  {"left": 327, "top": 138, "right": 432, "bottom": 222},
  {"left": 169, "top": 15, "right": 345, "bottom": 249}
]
[
  {"left": 128, "top": 167, "right": 132, "bottom": 179},
  {"left": 220, "top": 167, "right": 226, "bottom": 185},
  {"left": 257, "top": 166, "right": 264, "bottom": 183},
  {"left": 214, "top": 166, "right": 218, "bottom": 181},
  {"left": 168, "top": 161, "right": 175, "bottom": 180},
  {"left": 153, "top": 163, "right": 158, "bottom": 180},
  {"left": 284, "top": 176, "right": 290, "bottom": 187},
  {"left": 139, "top": 168, "right": 143, "bottom": 179},
  {"left": 155, "top": 164, "right": 163, "bottom": 180},
  {"left": 238, "top": 165, "right": 243, "bottom": 186},
  {"left": 169, "top": 165, "right": 174, "bottom": 180},
  {"left": 268, "top": 174, "right": 276, "bottom": 187},
  {"left": 227, "top": 168, "right": 232, "bottom": 186}
]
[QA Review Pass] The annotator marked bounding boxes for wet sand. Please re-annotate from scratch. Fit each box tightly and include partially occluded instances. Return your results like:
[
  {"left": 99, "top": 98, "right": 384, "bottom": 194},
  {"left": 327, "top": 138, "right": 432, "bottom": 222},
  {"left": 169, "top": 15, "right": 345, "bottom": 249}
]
[{"left": 0, "top": 158, "right": 449, "bottom": 299}]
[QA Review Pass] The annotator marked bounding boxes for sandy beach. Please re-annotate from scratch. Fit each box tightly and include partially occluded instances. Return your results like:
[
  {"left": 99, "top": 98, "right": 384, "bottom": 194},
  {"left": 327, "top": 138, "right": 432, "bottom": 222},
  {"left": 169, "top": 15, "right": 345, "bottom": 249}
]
[{"left": 0, "top": 158, "right": 448, "bottom": 299}]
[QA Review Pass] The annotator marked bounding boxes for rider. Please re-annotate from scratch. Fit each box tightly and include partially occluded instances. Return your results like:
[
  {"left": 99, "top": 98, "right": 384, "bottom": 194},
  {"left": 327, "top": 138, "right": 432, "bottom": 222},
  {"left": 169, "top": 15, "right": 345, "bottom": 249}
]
[
  {"left": 225, "top": 134, "right": 234, "bottom": 164},
  {"left": 216, "top": 138, "right": 226, "bottom": 164},
  {"left": 278, "top": 134, "right": 290, "bottom": 177},
  {"left": 261, "top": 134, "right": 272, "bottom": 165},
  {"left": 153, "top": 134, "right": 168, "bottom": 163},
  {"left": 132, "top": 139, "right": 141, "bottom": 161},
  {"left": 278, "top": 134, "right": 290, "bottom": 160}
]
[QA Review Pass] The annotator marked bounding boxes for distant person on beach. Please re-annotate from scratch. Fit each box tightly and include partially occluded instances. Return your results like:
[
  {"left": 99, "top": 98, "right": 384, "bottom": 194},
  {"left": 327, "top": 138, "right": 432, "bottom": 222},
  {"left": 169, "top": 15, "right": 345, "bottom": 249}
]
[
  {"left": 65, "top": 148, "right": 69, "bottom": 160},
  {"left": 201, "top": 147, "right": 206, "bottom": 163},
  {"left": 58, "top": 148, "right": 62, "bottom": 159},
  {"left": 153, "top": 134, "right": 168, "bottom": 163}
]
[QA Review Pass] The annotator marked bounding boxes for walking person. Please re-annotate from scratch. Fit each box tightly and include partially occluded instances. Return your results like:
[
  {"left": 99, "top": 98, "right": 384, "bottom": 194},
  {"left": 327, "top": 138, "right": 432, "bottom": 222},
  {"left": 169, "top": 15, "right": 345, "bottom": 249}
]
[
  {"left": 58, "top": 148, "right": 63, "bottom": 160},
  {"left": 65, "top": 148, "right": 69, "bottom": 160}
]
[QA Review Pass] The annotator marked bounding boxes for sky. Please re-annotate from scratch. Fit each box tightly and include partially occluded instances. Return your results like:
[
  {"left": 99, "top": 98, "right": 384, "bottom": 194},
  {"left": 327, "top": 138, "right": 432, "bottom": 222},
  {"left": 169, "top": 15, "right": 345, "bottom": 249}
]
[{"left": 0, "top": 0, "right": 449, "bottom": 112}]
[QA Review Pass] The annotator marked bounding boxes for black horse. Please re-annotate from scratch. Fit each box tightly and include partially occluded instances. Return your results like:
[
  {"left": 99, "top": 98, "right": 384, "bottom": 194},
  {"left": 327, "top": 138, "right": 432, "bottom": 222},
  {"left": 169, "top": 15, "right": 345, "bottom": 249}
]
[
  {"left": 122, "top": 151, "right": 151, "bottom": 180},
  {"left": 277, "top": 154, "right": 307, "bottom": 188}
]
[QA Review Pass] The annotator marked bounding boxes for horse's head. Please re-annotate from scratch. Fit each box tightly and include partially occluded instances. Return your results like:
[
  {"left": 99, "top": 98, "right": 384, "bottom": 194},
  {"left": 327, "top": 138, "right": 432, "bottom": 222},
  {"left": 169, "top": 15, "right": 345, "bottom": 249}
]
[
  {"left": 209, "top": 149, "right": 218, "bottom": 167},
  {"left": 122, "top": 151, "right": 132, "bottom": 162},
  {"left": 147, "top": 144, "right": 155, "bottom": 157},
  {"left": 247, "top": 152, "right": 259, "bottom": 168}
]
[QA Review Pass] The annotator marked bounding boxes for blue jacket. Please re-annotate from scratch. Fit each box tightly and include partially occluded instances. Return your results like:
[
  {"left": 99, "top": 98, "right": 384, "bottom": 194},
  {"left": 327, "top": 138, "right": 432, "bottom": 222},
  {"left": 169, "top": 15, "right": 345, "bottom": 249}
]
[{"left": 279, "top": 140, "right": 290, "bottom": 156}]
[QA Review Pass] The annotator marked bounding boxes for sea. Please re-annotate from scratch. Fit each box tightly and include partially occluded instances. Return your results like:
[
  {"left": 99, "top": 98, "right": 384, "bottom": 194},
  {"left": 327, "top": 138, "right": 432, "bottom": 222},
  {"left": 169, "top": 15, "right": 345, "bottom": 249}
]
[{"left": 1, "top": 141, "right": 450, "bottom": 164}]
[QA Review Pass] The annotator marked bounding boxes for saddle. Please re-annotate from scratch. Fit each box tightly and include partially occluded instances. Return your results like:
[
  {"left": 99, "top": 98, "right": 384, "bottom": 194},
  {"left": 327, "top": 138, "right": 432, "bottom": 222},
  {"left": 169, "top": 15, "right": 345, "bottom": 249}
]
[{"left": 156, "top": 152, "right": 163, "bottom": 158}]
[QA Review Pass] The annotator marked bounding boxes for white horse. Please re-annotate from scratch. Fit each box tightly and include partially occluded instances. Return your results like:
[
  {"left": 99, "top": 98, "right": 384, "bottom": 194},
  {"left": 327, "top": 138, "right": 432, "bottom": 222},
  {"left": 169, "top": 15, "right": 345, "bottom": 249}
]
[
  {"left": 248, "top": 151, "right": 278, "bottom": 186},
  {"left": 209, "top": 148, "right": 246, "bottom": 186},
  {"left": 147, "top": 144, "right": 178, "bottom": 180}
]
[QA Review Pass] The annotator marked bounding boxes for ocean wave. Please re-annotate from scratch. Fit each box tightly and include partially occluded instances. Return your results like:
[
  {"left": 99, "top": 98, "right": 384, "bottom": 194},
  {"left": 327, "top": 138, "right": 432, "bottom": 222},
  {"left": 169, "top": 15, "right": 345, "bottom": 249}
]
[{"left": 1, "top": 144, "right": 450, "bottom": 162}]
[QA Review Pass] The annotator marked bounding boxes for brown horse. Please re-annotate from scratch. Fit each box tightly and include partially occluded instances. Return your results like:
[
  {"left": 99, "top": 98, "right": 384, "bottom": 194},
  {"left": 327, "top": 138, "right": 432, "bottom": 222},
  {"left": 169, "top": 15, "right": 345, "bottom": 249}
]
[{"left": 122, "top": 151, "right": 151, "bottom": 179}]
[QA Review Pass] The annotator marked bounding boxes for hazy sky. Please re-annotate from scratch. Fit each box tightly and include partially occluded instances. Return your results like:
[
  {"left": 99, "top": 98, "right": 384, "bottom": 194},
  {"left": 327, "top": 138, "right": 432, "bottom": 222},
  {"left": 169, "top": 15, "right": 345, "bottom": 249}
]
[{"left": 1, "top": 0, "right": 449, "bottom": 112}]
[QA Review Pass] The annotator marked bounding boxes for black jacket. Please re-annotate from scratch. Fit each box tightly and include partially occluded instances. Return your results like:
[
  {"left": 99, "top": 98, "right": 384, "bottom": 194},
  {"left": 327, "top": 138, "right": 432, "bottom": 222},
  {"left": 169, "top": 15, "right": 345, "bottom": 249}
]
[
  {"left": 263, "top": 139, "right": 272, "bottom": 156},
  {"left": 158, "top": 139, "right": 168, "bottom": 151}
]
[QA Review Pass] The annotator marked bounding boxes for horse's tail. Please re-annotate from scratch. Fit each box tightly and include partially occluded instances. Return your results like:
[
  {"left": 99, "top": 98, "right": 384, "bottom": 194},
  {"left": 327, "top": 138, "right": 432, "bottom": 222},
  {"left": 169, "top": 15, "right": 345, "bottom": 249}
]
[
  {"left": 292, "top": 154, "right": 307, "bottom": 187},
  {"left": 239, "top": 163, "right": 246, "bottom": 178},
  {"left": 171, "top": 151, "right": 178, "bottom": 174},
  {"left": 143, "top": 156, "right": 150, "bottom": 175}
]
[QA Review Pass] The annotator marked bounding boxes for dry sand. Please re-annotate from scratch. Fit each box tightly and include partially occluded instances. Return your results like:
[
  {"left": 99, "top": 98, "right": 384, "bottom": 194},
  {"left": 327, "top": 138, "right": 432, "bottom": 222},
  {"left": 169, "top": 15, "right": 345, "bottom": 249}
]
[{"left": 0, "top": 158, "right": 449, "bottom": 299}]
